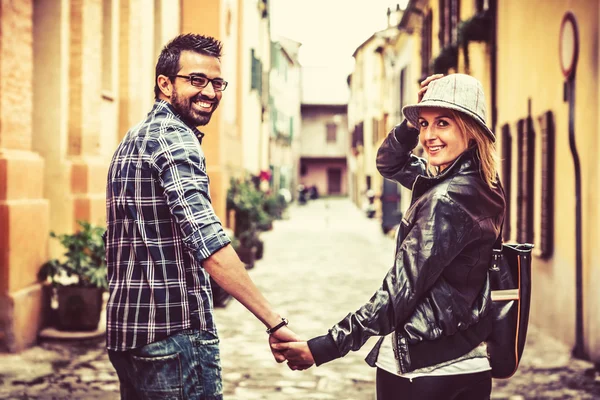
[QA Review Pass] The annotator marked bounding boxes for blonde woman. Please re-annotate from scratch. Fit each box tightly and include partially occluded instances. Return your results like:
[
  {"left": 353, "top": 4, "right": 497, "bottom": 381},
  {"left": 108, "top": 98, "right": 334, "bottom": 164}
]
[{"left": 274, "top": 74, "right": 505, "bottom": 400}]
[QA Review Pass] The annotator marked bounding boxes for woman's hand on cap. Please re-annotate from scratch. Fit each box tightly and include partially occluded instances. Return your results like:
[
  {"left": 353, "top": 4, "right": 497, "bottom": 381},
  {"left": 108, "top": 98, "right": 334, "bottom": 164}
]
[{"left": 417, "top": 74, "right": 444, "bottom": 103}]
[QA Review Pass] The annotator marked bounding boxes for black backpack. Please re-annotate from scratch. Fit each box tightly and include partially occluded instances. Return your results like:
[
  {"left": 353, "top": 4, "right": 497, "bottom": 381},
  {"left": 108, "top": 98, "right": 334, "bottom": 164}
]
[{"left": 486, "top": 240, "right": 534, "bottom": 379}]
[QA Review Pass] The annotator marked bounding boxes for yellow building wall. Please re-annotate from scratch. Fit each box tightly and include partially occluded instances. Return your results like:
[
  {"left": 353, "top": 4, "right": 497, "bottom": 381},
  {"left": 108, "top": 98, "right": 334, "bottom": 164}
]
[
  {"left": 1, "top": 0, "right": 182, "bottom": 352},
  {"left": 496, "top": 0, "right": 599, "bottom": 359},
  {"left": 0, "top": 0, "right": 50, "bottom": 352},
  {"left": 181, "top": 0, "right": 244, "bottom": 227}
]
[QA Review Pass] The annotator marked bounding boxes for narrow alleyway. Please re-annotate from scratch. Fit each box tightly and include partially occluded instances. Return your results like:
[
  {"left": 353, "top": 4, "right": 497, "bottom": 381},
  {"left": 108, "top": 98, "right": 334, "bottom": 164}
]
[{"left": 0, "top": 198, "right": 598, "bottom": 399}]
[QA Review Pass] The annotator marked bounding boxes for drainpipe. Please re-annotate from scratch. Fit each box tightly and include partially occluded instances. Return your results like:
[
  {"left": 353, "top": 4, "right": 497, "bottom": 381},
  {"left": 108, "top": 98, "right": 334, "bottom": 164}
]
[
  {"left": 490, "top": 0, "right": 497, "bottom": 132},
  {"left": 567, "top": 72, "right": 585, "bottom": 359},
  {"left": 559, "top": 12, "right": 584, "bottom": 359}
]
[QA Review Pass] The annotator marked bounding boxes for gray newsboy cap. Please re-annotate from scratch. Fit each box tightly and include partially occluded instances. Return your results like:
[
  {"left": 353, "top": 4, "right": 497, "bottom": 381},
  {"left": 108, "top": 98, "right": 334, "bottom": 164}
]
[{"left": 402, "top": 74, "right": 495, "bottom": 142}]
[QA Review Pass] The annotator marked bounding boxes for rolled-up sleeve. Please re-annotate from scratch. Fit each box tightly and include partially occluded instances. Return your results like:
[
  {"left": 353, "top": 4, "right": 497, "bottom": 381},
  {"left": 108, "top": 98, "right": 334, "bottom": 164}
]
[{"left": 150, "top": 128, "right": 230, "bottom": 261}]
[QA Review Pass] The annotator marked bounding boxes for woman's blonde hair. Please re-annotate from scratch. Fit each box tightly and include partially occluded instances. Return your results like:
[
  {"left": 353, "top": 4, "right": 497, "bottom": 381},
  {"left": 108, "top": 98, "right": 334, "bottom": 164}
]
[
  {"left": 451, "top": 110, "right": 499, "bottom": 188},
  {"left": 425, "top": 110, "right": 499, "bottom": 189}
]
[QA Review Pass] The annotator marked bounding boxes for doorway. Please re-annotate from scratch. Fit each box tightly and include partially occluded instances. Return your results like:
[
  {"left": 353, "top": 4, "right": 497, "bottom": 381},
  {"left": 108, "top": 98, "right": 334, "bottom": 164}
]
[{"left": 327, "top": 168, "right": 342, "bottom": 194}]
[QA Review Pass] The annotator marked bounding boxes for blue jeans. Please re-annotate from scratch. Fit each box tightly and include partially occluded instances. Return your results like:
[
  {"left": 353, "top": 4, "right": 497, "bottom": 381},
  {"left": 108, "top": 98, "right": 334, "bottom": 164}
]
[{"left": 108, "top": 329, "right": 223, "bottom": 400}]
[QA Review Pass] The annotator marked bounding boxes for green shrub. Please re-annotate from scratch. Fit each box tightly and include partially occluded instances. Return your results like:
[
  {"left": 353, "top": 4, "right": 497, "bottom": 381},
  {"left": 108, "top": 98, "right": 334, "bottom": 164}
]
[{"left": 38, "top": 221, "right": 108, "bottom": 290}]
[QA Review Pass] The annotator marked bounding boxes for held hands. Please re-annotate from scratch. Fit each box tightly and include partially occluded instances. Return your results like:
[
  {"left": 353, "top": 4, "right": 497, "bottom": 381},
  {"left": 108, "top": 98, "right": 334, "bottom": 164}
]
[
  {"left": 269, "top": 326, "right": 299, "bottom": 363},
  {"left": 266, "top": 319, "right": 315, "bottom": 371},
  {"left": 271, "top": 340, "right": 315, "bottom": 371}
]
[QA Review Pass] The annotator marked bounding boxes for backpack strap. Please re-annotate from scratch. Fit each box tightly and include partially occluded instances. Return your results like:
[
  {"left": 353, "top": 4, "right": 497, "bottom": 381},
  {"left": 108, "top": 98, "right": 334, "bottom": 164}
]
[{"left": 493, "top": 176, "right": 506, "bottom": 251}]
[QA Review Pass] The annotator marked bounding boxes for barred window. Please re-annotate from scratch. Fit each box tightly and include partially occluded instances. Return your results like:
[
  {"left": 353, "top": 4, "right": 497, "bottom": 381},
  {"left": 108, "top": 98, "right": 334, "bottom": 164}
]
[
  {"left": 439, "top": 0, "right": 461, "bottom": 46},
  {"left": 517, "top": 117, "right": 535, "bottom": 243},
  {"left": 537, "top": 111, "right": 555, "bottom": 258},
  {"left": 421, "top": 11, "right": 433, "bottom": 79}
]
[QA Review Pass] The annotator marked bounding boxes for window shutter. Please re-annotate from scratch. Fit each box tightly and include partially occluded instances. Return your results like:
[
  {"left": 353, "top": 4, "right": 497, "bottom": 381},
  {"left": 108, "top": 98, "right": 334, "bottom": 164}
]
[
  {"left": 517, "top": 118, "right": 535, "bottom": 243},
  {"left": 538, "top": 111, "right": 555, "bottom": 258},
  {"left": 501, "top": 123, "right": 512, "bottom": 242}
]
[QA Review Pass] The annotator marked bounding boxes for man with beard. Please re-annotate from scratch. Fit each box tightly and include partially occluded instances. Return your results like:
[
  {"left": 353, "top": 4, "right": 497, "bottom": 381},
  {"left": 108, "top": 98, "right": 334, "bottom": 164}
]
[{"left": 105, "top": 34, "right": 296, "bottom": 399}]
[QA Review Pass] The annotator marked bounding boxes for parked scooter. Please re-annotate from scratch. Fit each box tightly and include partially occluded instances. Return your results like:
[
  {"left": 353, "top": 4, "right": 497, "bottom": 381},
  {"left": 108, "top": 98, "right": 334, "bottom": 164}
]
[
  {"left": 297, "top": 185, "right": 308, "bottom": 205},
  {"left": 365, "top": 189, "right": 376, "bottom": 218}
]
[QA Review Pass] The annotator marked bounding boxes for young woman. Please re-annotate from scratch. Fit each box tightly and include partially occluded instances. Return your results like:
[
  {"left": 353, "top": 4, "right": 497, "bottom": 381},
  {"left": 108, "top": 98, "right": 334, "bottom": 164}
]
[{"left": 273, "top": 74, "right": 505, "bottom": 400}]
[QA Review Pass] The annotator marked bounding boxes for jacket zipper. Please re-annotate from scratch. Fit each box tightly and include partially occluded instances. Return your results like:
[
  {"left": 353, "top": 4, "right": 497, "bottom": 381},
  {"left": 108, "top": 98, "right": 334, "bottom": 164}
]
[
  {"left": 409, "top": 175, "right": 420, "bottom": 207},
  {"left": 391, "top": 331, "right": 403, "bottom": 374},
  {"left": 390, "top": 175, "right": 422, "bottom": 378}
]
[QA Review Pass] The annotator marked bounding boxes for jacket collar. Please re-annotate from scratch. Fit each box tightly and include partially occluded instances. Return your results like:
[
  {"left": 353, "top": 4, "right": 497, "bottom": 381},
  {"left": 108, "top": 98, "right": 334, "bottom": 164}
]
[
  {"left": 153, "top": 100, "right": 205, "bottom": 144},
  {"left": 411, "top": 147, "right": 479, "bottom": 198},
  {"left": 423, "top": 146, "right": 479, "bottom": 182}
]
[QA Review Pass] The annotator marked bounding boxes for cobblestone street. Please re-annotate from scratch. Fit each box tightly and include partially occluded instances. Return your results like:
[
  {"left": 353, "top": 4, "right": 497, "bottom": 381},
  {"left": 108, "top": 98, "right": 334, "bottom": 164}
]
[{"left": 1, "top": 198, "right": 599, "bottom": 399}]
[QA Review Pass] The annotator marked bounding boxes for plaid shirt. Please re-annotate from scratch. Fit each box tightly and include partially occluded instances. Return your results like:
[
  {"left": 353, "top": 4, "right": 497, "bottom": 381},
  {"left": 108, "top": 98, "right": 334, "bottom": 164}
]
[{"left": 105, "top": 100, "right": 230, "bottom": 351}]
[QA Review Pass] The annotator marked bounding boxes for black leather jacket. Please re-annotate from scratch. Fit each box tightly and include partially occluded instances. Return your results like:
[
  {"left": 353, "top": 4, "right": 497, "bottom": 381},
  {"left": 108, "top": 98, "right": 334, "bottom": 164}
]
[{"left": 308, "top": 120, "right": 505, "bottom": 373}]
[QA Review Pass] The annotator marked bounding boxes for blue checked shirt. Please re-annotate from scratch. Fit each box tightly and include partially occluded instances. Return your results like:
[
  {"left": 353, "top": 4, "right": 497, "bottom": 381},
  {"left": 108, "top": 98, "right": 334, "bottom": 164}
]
[{"left": 105, "top": 100, "right": 231, "bottom": 351}]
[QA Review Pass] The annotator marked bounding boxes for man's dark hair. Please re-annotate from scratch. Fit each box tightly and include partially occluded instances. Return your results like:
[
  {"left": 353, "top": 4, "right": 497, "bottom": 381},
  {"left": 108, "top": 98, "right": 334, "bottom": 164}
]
[{"left": 154, "top": 33, "right": 223, "bottom": 99}]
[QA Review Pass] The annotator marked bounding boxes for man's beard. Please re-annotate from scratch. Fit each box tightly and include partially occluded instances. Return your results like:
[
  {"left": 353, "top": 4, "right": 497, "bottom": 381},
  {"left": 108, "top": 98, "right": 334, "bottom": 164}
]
[{"left": 171, "top": 89, "right": 219, "bottom": 127}]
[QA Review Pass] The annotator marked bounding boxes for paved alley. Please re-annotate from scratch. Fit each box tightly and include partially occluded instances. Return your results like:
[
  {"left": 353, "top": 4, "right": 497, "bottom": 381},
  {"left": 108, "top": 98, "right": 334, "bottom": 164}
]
[{"left": 0, "top": 198, "right": 599, "bottom": 399}]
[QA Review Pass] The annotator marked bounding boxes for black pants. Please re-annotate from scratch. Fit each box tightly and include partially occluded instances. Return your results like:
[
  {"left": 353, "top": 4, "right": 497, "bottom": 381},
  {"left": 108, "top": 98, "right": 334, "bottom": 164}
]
[{"left": 376, "top": 368, "right": 492, "bottom": 400}]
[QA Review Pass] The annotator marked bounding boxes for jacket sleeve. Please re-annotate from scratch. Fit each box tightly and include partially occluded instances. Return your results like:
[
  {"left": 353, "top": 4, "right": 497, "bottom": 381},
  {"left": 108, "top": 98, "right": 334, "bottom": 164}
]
[
  {"left": 150, "top": 127, "right": 231, "bottom": 262},
  {"left": 376, "top": 119, "right": 426, "bottom": 189},
  {"left": 308, "top": 194, "right": 476, "bottom": 366}
]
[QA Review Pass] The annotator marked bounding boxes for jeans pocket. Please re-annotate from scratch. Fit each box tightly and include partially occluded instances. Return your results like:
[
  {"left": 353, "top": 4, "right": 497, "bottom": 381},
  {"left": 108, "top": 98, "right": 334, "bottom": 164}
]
[
  {"left": 192, "top": 330, "right": 220, "bottom": 346},
  {"left": 191, "top": 331, "right": 223, "bottom": 399},
  {"left": 131, "top": 352, "right": 183, "bottom": 400}
]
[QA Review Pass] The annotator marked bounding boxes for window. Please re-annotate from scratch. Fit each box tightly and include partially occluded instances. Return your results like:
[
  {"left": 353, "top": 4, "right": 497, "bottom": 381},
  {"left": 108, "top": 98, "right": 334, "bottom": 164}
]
[
  {"left": 537, "top": 111, "right": 555, "bottom": 258},
  {"left": 383, "top": 114, "right": 389, "bottom": 139},
  {"left": 102, "top": 0, "right": 113, "bottom": 93},
  {"left": 372, "top": 118, "right": 379, "bottom": 145},
  {"left": 517, "top": 117, "right": 535, "bottom": 244},
  {"left": 439, "top": 0, "right": 460, "bottom": 47},
  {"left": 352, "top": 122, "right": 364, "bottom": 148},
  {"left": 251, "top": 48, "right": 263, "bottom": 93},
  {"left": 475, "top": 0, "right": 490, "bottom": 13},
  {"left": 421, "top": 11, "right": 433, "bottom": 79},
  {"left": 500, "top": 124, "right": 512, "bottom": 242},
  {"left": 326, "top": 123, "right": 337, "bottom": 143},
  {"left": 399, "top": 68, "right": 407, "bottom": 120}
]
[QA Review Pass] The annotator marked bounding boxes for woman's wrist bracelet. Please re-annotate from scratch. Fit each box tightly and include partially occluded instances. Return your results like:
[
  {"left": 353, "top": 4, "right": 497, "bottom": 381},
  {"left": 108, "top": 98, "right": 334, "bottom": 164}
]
[{"left": 266, "top": 317, "right": 289, "bottom": 335}]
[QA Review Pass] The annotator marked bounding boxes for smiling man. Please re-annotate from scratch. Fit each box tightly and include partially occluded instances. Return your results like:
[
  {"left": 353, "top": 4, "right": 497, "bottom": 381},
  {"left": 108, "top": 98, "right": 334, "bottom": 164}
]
[{"left": 105, "top": 34, "right": 297, "bottom": 399}]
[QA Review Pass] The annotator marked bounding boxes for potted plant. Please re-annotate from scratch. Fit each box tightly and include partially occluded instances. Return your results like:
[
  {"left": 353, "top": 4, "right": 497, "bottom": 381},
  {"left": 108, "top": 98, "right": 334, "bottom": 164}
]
[
  {"left": 237, "top": 227, "right": 259, "bottom": 268},
  {"left": 227, "top": 176, "right": 271, "bottom": 265},
  {"left": 38, "top": 221, "right": 107, "bottom": 331},
  {"left": 263, "top": 192, "right": 287, "bottom": 221}
]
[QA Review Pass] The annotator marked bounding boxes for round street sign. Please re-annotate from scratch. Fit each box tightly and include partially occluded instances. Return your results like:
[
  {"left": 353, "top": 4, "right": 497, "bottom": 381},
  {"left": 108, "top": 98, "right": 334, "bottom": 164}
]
[{"left": 560, "top": 12, "right": 579, "bottom": 79}]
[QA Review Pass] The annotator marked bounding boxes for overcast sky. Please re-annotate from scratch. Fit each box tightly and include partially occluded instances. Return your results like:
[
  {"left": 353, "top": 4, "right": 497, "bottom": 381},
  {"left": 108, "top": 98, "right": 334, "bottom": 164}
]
[
  {"left": 271, "top": 0, "right": 408, "bottom": 70},
  {"left": 270, "top": 0, "right": 409, "bottom": 103}
]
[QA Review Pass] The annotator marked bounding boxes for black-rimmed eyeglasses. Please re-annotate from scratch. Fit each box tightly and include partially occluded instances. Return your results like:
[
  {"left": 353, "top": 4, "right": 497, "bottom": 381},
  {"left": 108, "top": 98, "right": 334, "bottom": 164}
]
[{"left": 173, "top": 75, "right": 228, "bottom": 92}]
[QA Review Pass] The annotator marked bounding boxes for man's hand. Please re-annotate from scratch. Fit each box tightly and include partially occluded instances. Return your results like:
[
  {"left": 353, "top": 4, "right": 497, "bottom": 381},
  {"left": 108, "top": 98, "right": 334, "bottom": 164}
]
[
  {"left": 269, "top": 326, "right": 300, "bottom": 363},
  {"left": 271, "top": 341, "right": 315, "bottom": 371}
]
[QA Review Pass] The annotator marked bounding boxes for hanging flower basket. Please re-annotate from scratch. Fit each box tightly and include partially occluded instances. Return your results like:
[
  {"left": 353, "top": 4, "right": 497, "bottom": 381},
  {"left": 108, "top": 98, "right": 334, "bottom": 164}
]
[
  {"left": 431, "top": 44, "right": 458, "bottom": 74},
  {"left": 458, "top": 10, "right": 493, "bottom": 69}
]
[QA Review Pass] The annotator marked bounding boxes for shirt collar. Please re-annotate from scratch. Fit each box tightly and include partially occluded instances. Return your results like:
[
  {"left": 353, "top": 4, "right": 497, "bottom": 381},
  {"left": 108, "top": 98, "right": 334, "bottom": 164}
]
[{"left": 154, "top": 99, "right": 205, "bottom": 144}]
